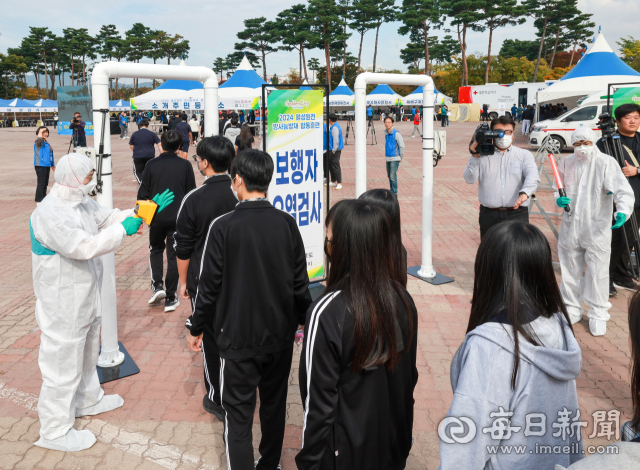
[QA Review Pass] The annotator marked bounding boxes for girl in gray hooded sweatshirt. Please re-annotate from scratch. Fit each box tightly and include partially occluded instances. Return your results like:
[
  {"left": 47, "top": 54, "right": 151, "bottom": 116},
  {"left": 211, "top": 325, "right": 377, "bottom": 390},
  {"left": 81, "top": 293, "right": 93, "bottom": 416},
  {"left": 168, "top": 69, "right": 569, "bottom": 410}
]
[{"left": 439, "top": 221, "right": 583, "bottom": 470}]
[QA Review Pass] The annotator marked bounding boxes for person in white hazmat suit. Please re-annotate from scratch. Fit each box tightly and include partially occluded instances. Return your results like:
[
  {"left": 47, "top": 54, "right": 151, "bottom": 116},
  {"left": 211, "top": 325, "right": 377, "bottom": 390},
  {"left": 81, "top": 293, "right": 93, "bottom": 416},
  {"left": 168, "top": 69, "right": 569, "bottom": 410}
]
[
  {"left": 30, "top": 153, "right": 174, "bottom": 452},
  {"left": 554, "top": 128, "right": 634, "bottom": 337}
]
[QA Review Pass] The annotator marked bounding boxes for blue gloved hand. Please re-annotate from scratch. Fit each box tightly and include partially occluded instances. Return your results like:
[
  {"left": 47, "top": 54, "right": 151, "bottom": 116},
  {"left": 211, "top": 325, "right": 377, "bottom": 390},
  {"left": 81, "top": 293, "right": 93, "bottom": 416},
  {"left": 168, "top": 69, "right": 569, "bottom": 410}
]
[
  {"left": 556, "top": 196, "right": 571, "bottom": 208},
  {"left": 121, "top": 217, "right": 143, "bottom": 236},
  {"left": 611, "top": 213, "right": 626, "bottom": 229},
  {"left": 152, "top": 189, "right": 175, "bottom": 213}
]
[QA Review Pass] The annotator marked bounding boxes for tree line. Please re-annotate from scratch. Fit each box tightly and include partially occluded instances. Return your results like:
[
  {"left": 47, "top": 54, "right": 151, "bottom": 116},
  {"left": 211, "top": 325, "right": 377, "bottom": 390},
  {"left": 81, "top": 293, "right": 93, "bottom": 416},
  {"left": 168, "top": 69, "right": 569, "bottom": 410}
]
[
  {"left": 212, "top": 0, "right": 594, "bottom": 93},
  {"left": 0, "top": 24, "right": 190, "bottom": 100}
]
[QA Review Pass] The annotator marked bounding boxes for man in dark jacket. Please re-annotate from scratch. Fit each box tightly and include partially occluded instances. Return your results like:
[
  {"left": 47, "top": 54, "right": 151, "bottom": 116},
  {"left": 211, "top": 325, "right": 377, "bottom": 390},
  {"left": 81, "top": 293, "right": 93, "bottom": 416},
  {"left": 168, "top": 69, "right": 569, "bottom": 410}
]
[
  {"left": 168, "top": 112, "right": 181, "bottom": 131},
  {"left": 175, "top": 136, "right": 237, "bottom": 420},
  {"left": 69, "top": 112, "right": 87, "bottom": 148},
  {"left": 138, "top": 130, "right": 196, "bottom": 312},
  {"left": 187, "top": 149, "right": 312, "bottom": 470}
]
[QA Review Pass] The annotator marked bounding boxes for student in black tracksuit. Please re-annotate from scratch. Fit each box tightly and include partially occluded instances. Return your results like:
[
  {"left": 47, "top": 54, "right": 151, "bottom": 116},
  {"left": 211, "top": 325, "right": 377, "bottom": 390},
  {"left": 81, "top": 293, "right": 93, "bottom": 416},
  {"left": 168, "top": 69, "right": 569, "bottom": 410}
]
[
  {"left": 138, "top": 130, "right": 196, "bottom": 312},
  {"left": 174, "top": 136, "right": 237, "bottom": 420},
  {"left": 296, "top": 199, "right": 418, "bottom": 470},
  {"left": 187, "top": 149, "right": 312, "bottom": 470}
]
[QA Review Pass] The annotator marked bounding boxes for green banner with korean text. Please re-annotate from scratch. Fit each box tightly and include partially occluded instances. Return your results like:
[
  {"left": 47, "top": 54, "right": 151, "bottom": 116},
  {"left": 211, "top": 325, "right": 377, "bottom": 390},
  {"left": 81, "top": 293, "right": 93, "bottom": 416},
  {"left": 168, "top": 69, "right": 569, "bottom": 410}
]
[
  {"left": 612, "top": 87, "right": 640, "bottom": 118},
  {"left": 267, "top": 90, "right": 324, "bottom": 280}
]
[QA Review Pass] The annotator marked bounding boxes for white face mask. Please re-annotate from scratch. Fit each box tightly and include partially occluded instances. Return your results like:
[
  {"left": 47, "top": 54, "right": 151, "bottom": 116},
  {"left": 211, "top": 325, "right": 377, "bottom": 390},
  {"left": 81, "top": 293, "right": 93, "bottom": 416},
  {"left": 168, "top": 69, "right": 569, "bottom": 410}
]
[
  {"left": 494, "top": 135, "right": 512, "bottom": 149},
  {"left": 79, "top": 180, "right": 96, "bottom": 197},
  {"left": 230, "top": 178, "right": 239, "bottom": 201},
  {"left": 574, "top": 145, "right": 594, "bottom": 159}
]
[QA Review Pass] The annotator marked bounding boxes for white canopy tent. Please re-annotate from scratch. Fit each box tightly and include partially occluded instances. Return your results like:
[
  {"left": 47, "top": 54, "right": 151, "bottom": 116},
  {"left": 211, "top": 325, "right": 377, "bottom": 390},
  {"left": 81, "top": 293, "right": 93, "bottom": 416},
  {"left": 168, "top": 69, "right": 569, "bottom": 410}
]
[
  {"left": 366, "top": 84, "right": 404, "bottom": 107},
  {"left": 537, "top": 31, "right": 640, "bottom": 108},
  {"left": 299, "top": 78, "right": 312, "bottom": 91},
  {"left": 327, "top": 77, "right": 354, "bottom": 106},
  {"left": 218, "top": 55, "right": 271, "bottom": 109},
  {"left": 404, "top": 86, "right": 452, "bottom": 107},
  {"left": 109, "top": 99, "right": 130, "bottom": 111},
  {"left": 131, "top": 55, "right": 270, "bottom": 111}
]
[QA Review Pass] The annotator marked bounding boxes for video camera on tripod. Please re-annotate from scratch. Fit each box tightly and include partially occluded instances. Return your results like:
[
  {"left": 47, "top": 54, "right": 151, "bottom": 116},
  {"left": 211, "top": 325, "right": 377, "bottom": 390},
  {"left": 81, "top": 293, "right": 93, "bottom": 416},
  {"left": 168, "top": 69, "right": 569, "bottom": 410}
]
[{"left": 598, "top": 111, "right": 640, "bottom": 281}]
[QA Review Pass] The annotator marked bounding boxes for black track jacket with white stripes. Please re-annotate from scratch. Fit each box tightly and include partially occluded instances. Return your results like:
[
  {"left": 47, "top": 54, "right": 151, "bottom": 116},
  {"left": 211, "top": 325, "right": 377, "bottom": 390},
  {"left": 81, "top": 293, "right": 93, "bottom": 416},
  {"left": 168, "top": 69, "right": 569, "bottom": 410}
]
[
  {"left": 296, "top": 288, "right": 418, "bottom": 470},
  {"left": 137, "top": 152, "right": 196, "bottom": 226},
  {"left": 190, "top": 200, "right": 312, "bottom": 359},
  {"left": 174, "top": 175, "right": 237, "bottom": 317}
]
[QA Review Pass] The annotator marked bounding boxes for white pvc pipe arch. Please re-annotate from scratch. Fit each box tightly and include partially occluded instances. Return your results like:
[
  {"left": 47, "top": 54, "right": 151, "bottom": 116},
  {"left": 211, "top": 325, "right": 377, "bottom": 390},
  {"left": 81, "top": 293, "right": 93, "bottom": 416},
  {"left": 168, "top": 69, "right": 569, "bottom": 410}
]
[
  {"left": 91, "top": 62, "right": 219, "bottom": 367},
  {"left": 354, "top": 73, "right": 437, "bottom": 280}
]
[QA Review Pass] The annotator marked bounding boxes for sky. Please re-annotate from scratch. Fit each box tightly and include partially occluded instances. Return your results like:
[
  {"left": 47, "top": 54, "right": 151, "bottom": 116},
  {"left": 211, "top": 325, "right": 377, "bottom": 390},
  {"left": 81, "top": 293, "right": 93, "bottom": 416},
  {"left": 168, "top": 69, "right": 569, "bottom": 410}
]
[{"left": 0, "top": 0, "right": 638, "bottom": 84}]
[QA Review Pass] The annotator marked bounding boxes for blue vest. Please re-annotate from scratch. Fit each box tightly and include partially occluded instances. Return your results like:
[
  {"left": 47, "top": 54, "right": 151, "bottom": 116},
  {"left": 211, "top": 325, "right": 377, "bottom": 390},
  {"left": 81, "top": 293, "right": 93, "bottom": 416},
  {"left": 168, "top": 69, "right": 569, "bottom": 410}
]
[
  {"left": 34, "top": 142, "right": 54, "bottom": 167},
  {"left": 329, "top": 123, "right": 344, "bottom": 151},
  {"left": 385, "top": 129, "right": 398, "bottom": 157},
  {"left": 367, "top": 107, "right": 373, "bottom": 116}
]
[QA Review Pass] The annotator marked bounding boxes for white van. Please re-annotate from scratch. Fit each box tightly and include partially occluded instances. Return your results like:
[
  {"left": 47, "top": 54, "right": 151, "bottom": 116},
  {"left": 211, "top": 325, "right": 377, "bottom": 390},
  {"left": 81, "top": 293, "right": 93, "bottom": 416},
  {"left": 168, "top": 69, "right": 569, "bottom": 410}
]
[{"left": 529, "top": 92, "right": 608, "bottom": 152}]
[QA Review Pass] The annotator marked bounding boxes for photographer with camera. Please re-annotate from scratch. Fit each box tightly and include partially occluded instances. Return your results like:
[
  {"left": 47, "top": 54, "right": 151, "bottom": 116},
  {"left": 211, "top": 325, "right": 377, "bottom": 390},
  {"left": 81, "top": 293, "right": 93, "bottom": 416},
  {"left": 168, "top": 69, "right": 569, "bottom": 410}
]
[
  {"left": 464, "top": 116, "right": 540, "bottom": 239},
  {"left": 596, "top": 103, "right": 640, "bottom": 296},
  {"left": 69, "top": 112, "right": 86, "bottom": 148}
]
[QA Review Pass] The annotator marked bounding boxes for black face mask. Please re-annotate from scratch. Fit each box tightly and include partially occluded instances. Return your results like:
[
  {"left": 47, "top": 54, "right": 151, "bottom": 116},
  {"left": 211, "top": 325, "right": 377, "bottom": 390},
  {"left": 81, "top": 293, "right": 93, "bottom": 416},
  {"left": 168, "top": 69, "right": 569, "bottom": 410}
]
[{"left": 324, "top": 236, "right": 332, "bottom": 263}]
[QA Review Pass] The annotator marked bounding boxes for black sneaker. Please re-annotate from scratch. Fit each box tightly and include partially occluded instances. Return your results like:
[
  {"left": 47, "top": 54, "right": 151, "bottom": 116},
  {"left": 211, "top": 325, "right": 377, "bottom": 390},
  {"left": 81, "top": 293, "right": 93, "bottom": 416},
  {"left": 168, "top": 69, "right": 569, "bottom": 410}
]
[
  {"left": 613, "top": 278, "right": 639, "bottom": 292},
  {"left": 148, "top": 286, "right": 166, "bottom": 304},
  {"left": 164, "top": 296, "right": 180, "bottom": 312},
  {"left": 609, "top": 281, "right": 618, "bottom": 298},
  {"left": 203, "top": 395, "right": 225, "bottom": 422},
  {"left": 254, "top": 461, "right": 281, "bottom": 470}
]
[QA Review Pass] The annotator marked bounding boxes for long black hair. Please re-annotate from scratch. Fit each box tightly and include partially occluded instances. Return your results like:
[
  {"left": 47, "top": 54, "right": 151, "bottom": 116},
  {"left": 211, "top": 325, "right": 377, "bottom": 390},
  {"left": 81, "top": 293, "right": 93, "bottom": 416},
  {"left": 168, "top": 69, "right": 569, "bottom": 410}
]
[
  {"left": 628, "top": 290, "right": 640, "bottom": 431},
  {"left": 468, "top": 221, "right": 572, "bottom": 389},
  {"left": 236, "top": 125, "right": 254, "bottom": 152},
  {"left": 325, "top": 199, "right": 413, "bottom": 371},
  {"left": 358, "top": 189, "right": 406, "bottom": 287}
]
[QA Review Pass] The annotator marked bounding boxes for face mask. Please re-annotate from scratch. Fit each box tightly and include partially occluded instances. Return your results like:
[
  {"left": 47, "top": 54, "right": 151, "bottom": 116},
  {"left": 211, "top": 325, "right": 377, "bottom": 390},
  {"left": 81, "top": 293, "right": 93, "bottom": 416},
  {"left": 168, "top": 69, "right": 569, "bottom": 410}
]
[
  {"left": 324, "top": 236, "right": 332, "bottom": 263},
  {"left": 494, "top": 135, "right": 512, "bottom": 149},
  {"left": 574, "top": 145, "right": 593, "bottom": 158},
  {"left": 79, "top": 180, "right": 96, "bottom": 197},
  {"left": 230, "top": 178, "right": 239, "bottom": 201}
]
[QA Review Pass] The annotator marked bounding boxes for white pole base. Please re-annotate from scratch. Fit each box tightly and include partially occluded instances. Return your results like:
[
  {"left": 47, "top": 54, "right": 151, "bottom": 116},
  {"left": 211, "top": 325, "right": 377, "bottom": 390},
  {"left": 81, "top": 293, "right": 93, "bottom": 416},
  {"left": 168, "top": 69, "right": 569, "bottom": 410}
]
[
  {"left": 97, "top": 348, "right": 125, "bottom": 368},
  {"left": 408, "top": 266, "right": 454, "bottom": 286}
]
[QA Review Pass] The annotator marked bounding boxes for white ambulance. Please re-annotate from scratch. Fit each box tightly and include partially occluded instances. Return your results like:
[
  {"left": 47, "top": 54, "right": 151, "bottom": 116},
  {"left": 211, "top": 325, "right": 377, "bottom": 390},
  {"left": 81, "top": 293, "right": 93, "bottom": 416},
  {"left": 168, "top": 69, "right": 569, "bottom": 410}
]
[
  {"left": 458, "top": 81, "right": 555, "bottom": 119},
  {"left": 528, "top": 92, "right": 608, "bottom": 152}
]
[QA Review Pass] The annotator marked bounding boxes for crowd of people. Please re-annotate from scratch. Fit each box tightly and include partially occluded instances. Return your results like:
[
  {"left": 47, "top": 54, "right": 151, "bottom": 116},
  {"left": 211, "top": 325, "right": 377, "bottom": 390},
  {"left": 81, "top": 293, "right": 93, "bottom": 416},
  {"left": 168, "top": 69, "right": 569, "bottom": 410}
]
[{"left": 25, "top": 102, "right": 640, "bottom": 468}]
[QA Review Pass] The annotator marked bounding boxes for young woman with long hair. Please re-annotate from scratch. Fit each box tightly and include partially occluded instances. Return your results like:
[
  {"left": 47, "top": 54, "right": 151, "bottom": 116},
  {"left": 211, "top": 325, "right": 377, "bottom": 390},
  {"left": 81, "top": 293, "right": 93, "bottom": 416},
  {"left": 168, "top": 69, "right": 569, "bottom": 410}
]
[
  {"left": 296, "top": 199, "right": 418, "bottom": 470},
  {"left": 235, "top": 124, "right": 254, "bottom": 154},
  {"left": 358, "top": 188, "right": 407, "bottom": 287},
  {"left": 440, "top": 221, "right": 583, "bottom": 470}
]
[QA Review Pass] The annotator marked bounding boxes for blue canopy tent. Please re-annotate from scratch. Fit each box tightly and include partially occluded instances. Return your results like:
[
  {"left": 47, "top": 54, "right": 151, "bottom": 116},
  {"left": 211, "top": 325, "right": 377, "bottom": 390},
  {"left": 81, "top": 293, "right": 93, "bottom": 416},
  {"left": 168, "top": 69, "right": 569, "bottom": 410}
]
[
  {"left": 366, "top": 84, "right": 404, "bottom": 106},
  {"left": 328, "top": 77, "right": 355, "bottom": 106}
]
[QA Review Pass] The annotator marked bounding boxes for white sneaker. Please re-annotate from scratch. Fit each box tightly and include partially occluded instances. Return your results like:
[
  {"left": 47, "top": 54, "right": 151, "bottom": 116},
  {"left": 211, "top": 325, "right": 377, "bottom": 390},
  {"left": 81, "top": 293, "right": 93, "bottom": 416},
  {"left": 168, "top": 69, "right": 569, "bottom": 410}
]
[
  {"left": 76, "top": 394, "right": 124, "bottom": 417},
  {"left": 335, "top": 184, "right": 343, "bottom": 190},
  {"left": 411, "top": 135, "right": 415, "bottom": 138},
  {"left": 329, "top": 182, "right": 337, "bottom": 187},
  {"left": 35, "top": 428, "right": 96, "bottom": 452}
]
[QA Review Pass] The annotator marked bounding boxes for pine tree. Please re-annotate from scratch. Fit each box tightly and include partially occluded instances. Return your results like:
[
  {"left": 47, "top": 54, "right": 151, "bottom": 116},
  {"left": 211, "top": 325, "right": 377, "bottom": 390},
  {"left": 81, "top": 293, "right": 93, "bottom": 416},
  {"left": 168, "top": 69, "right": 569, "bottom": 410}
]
[
  {"left": 236, "top": 17, "right": 279, "bottom": 80},
  {"left": 275, "top": 5, "right": 314, "bottom": 82},
  {"left": 349, "top": 0, "right": 379, "bottom": 71},
  {"left": 477, "top": 0, "right": 526, "bottom": 83},
  {"left": 96, "top": 25, "right": 122, "bottom": 96},
  {"left": 442, "top": 0, "right": 484, "bottom": 86},
  {"left": 307, "top": 0, "right": 348, "bottom": 90},
  {"left": 371, "top": 0, "right": 396, "bottom": 72},
  {"left": 397, "top": 0, "right": 445, "bottom": 76},
  {"left": 524, "top": 0, "right": 560, "bottom": 82}
]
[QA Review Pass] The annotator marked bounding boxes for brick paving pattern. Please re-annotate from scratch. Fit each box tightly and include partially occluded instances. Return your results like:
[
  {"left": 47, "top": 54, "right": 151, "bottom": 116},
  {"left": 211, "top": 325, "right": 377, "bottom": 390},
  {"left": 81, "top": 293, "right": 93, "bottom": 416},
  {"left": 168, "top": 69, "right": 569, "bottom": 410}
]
[{"left": 0, "top": 119, "right": 633, "bottom": 469}]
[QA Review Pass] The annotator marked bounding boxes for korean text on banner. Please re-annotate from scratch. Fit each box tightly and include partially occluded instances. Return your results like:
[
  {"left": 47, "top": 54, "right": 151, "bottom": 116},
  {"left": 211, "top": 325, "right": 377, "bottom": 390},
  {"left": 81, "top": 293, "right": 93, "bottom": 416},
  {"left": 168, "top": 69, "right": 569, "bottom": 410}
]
[{"left": 267, "top": 90, "right": 324, "bottom": 280}]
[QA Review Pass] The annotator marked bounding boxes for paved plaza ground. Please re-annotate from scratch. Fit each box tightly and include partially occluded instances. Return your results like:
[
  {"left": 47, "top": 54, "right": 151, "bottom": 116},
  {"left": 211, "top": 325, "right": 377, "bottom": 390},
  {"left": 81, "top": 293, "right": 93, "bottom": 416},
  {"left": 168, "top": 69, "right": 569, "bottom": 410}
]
[{"left": 0, "top": 119, "right": 634, "bottom": 469}]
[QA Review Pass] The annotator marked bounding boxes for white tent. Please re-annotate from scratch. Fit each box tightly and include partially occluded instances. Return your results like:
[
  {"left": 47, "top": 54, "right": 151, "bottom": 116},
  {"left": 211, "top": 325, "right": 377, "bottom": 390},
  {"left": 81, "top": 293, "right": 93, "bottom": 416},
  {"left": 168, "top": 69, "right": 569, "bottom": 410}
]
[
  {"left": 328, "top": 77, "right": 354, "bottom": 106},
  {"left": 109, "top": 99, "right": 130, "bottom": 111},
  {"left": 537, "top": 31, "right": 640, "bottom": 108},
  {"left": 299, "top": 78, "right": 313, "bottom": 91},
  {"left": 403, "top": 86, "right": 452, "bottom": 107},
  {"left": 366, "top": 84, "right": 403, "bottom": 106},
  {"left": 218, "top": 55, "right": 271, "bottom": 109},
  {"left": 26, "top": 99, "right": 58, "bottom": 112}
]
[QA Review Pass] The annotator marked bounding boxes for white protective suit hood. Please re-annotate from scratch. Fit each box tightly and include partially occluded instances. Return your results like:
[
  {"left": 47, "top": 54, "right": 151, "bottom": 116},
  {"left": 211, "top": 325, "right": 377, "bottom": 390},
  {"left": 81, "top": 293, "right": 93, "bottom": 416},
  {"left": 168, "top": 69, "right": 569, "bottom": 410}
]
[
  {"left": 52, "top": 153, "right": 94, "bottom": 206},
  {"left": 570, "top": 129, "right": 597, "bottom": 161}
]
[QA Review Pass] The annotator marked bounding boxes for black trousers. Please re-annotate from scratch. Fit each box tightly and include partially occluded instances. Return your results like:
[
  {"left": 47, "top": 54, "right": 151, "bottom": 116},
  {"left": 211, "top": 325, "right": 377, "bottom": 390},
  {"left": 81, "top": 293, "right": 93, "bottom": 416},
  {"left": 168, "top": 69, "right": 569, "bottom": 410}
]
[
  {"left": 221, "top": 347, "right": 293, "bottom": 470},
  {"left": 149, "top": 224, "right": 178, "bottom": 299},
  {"left": 133, "top": 157, "right": 153, "bottom": 184},
  {"left": 327, "top": 150, "right": 342, "bottom": 184},
  {"left": 35, "top": 166, "right": 50, "bottom": 202},
  {"left": 479, "top": 205, "right": 529, "bottom": 239},
  {"left": 73, "top": 134, "right": 87, "bottom": 148},
  {"left": 610, "top": 206, "right": 640, "bottom": 283}
]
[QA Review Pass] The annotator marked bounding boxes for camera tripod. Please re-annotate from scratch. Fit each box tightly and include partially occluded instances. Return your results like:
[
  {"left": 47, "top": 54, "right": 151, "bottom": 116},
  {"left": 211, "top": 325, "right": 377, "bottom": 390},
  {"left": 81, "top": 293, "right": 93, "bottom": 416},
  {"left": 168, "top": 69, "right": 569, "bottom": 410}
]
[
  {"left": 599, "top": 113, "right": 640, "bottom": 281},
  {"left": 367, "top": 119, "right": 377, "bottom": 145}
]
